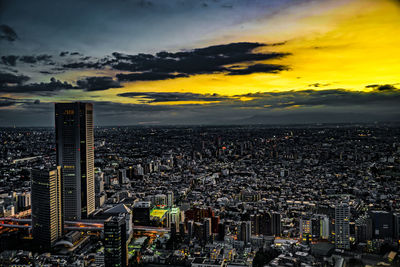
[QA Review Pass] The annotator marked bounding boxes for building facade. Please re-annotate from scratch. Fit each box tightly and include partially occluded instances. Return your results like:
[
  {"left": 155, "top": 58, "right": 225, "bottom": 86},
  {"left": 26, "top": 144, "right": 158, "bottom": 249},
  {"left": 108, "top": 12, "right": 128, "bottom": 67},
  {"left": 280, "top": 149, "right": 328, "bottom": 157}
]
[
  {"left": 31, "top": 167, "right": 63, "bottom": 249},
  {"left": 55, "top": 102, "right": 95, "bottom": 220},
  {"left": 335, "top": 202, "right": 350, "bottom": 250},
  {"left": 104, "top": 216, "right": 127, "bottom": 267}
]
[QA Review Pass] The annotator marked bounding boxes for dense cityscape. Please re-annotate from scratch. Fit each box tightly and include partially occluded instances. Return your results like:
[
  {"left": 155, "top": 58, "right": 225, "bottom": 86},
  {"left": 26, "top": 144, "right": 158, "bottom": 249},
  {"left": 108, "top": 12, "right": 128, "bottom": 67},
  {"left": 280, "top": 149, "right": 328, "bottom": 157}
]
[{"left": 0, "top": 103, "right": 399, "bottom": 266}]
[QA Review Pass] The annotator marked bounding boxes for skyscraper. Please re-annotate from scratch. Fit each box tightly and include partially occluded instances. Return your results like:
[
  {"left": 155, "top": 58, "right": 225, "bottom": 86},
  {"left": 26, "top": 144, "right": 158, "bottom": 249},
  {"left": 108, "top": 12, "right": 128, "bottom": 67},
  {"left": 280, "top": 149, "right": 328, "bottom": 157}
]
[
  {"left": 104, "top": 216, "right": 128, "bottom": 267},
  {"left": 31, "top": 167, "right": 63, "bottom": 249},
  {"left": 335, "top": 202, "right": 350, "bottom": 250},
  {"left": 167, "top": 191, "right": 174, "bottom": 207},
  {"left": 55, "top": 102, "right": 95, "bottom": 220}
]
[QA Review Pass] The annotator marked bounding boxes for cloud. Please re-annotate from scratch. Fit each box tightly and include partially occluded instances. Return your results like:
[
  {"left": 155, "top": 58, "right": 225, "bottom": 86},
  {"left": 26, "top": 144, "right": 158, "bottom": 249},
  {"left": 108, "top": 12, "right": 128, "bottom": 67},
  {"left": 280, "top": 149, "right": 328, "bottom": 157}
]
[
  {"left": 60, "top": 42, "right": 290, "bottom": 81},
  {"left": 0, "top": 77, "right": 77, "bottom": 93},
  {"left": 0, "top": 71, "right": 30, "bottom": 85},
  {"left": 308, "top": 83, "right": 330, "bottom": 87},
  {"left": 118, "top": 92, "right": 227, "bottom": 103},
  {"left": 1, "top": 87, "right": 399, "bottom": 126},
  {"left": 0, "top": 97, "right": 42, "bottom": 108},
  {"left": 19, "top": 54, "right": 53, "bottom": 64},
  {"left": 76, "top": 76, "right": 122, "bottom": 91},
  {"left": 365, "top": 84, "right": 398, "bottom": 91},
  {"left": 62, "top": 61, "right": 102, "bottom": 69},
  {"left": 116, "top": 72, "right": 188, "bottom": 82},
  {"left": 234, "top": 88, "right": 400, "bottom": 109},
  {"left": 111, "top": 42, "right": 289, "bottom": 76},
  {"left": 227, "top": 63, "right": 289, "bottom": 75},
  {"left": 1, "top": 55, "right": 19, "bottom": 66},
  {"left": 0, "top": 25, "right": 18, "bottom": 42}
]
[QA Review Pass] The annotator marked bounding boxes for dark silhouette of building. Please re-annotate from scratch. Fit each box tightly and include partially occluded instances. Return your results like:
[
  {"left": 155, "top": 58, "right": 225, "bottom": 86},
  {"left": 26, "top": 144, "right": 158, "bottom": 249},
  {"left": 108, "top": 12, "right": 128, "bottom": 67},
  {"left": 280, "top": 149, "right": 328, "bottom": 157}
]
[
  {"left": 55, "top": 102, "right": 95, "bottom": 220},
  {"left": 251, "top": 211, "right": 273, "bottom": 236},
  {"left": 217, "top": 222, "right": 225, "bottom": 241},
  {"left": 132, "top": 201, "right": 150, "bottom": 225},
  {"left": 370, "top": 211, "right": 393, "bottom": 239},
  {"left": 272, "top": 212, "right": 282, "bottom": 237},
  {"left": 31, "top": 167, "right": 63, "bottom": 249},
  {"left": 238, "top": 221, "right": 251, "bottom": 244},
  {"left": 104, "top": 216, "right": 128, "bottom": 267},
  {"left": 393, "top": 213, "right": 400, "bottom": 240}
]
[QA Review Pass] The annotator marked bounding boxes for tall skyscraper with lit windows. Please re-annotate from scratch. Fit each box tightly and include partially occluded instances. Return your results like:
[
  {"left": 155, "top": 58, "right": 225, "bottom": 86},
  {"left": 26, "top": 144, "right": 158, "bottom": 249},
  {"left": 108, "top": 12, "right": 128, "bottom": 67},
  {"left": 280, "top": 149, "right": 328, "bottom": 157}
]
[{"left": 55, "top": 102, "right": 95, "bottom": 220}]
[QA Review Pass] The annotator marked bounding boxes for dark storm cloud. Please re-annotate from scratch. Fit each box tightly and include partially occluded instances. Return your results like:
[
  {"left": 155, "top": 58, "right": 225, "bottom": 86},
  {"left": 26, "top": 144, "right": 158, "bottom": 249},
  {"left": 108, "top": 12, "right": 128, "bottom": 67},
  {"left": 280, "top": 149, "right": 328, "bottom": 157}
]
[
  {"left": 59, "top": 42, "right": 290, "bottom": 81},
  {"left": 19, "top": 54, "right": 53, "bottom": 64},
  {"left": 227, "top": 64, "right": 289, "bottom": 75},
  {"left": 0, "top": 96, "right": 42, "bottom": 108},
  {"left": 0, "top": 25, "right": 18, "bottom": 42},
  {"left": 76, "top": 76, "right": 122, "bottom": 91},
  {"left": 0, "top": 71, "right": 30, "bottom": 85},
  {"left": 1, "top": 55, "right": 19, "bottom": 66},
  {"left": 0, "top": 77, "right": 77, "bottom": 93},
  {"left": 39, "top": 70, "right": 64, "bottom": 75},
  {"left": 118, "top": 92, "right": 227, "bottom": 103},
  {"left": 110, "top": 42, "right": 289, "bottom": 76},
  {"left": 365, "top": 84, "right": 398, "bottom": 91},
  {"left": 62, "top": 61, "right": 103, "bottom": 69},
  {"left": 116, "top": 72, "right": 188, "bottom": 82}
]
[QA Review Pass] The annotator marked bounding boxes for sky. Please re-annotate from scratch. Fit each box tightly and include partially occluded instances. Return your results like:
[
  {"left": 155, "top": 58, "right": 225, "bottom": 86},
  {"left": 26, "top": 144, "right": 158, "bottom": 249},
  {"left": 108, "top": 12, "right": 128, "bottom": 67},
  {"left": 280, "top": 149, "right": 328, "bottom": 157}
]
[{"left": 0, "top": 0, "right": 400, "bottom": 126}]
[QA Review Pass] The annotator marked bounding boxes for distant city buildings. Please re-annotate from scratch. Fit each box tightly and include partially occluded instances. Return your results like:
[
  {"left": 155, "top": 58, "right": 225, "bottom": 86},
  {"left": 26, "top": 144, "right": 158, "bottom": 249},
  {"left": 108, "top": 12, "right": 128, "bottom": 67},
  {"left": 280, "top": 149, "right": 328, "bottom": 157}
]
[{"left": 1, "top": 123, "right": 400, "bottom": 266}]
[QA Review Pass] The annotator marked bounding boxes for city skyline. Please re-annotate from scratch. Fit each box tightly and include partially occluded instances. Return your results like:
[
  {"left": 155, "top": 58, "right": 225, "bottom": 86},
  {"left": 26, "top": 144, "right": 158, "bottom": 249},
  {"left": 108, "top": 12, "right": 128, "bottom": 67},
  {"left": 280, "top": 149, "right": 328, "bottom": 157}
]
[{"left": 1, "top": 0, "right": 400, "bottom": 126}]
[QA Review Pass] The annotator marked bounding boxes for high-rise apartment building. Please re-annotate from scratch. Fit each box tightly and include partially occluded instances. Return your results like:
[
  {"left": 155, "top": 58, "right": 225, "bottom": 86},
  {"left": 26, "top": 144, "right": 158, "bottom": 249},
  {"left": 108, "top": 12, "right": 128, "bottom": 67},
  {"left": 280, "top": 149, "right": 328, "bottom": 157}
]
[
  {"left": 31, "top": 167, "right": 63, "bottom": 249},
  {"left": 55, "top": 102, "right": 95, "bottom": 220},
  {"left": 335, "top": 202, "right": 350, "bottom": 250}
]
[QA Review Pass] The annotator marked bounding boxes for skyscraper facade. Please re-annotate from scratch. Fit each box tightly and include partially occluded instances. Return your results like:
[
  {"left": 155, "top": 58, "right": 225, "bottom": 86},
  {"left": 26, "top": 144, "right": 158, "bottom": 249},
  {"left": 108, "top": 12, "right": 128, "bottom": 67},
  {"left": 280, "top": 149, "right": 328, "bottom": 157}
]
[
  {"left": 335, "top": 202, "right": 350, "bottom": 249},
  {"left": 272, "top": 212, "right": 281, "bottom": 237},
  {"left": 31, "top": 167, "right": 63, "bottom": 249},
  {"left": 104, "top": 216, "right": 128, "bottom": 267},
  {"left": 55, "top": 102, "right": 95, "bottom": 220}
]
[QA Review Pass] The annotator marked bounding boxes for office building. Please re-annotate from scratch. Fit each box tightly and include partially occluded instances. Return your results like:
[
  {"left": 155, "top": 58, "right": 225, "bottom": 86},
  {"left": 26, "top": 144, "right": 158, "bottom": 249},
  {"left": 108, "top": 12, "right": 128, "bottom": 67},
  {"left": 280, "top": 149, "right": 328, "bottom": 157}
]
[
  {"left": 55, "top": 102, "right": 95, "bottom": 220},
  {"left": 31, "top": 167, "right": 63, "bottom": 249},
  {"left": 104, "top": 216, "right": 128, "bottom": 267}
]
